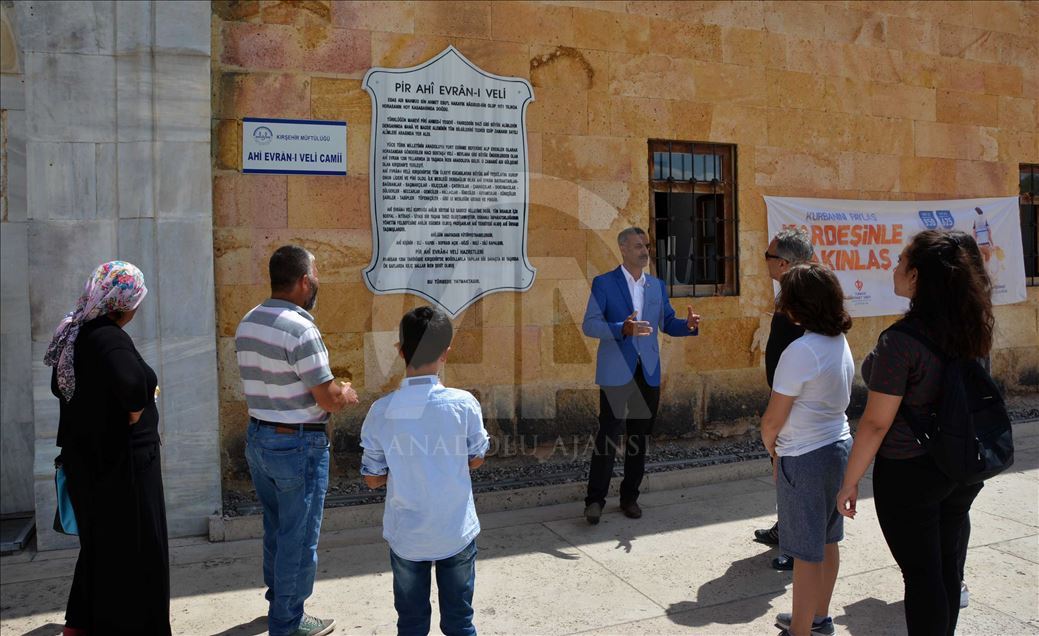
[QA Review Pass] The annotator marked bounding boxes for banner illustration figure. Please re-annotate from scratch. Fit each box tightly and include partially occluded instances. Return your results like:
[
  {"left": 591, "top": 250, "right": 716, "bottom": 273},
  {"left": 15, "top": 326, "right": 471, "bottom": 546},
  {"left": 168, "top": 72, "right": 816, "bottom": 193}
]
[
  {"left": 363, "top": 47, "right": 536, "bottom": 317},
  {"left": 766, "top": 196, "right": 1026, "bottom": 318}
]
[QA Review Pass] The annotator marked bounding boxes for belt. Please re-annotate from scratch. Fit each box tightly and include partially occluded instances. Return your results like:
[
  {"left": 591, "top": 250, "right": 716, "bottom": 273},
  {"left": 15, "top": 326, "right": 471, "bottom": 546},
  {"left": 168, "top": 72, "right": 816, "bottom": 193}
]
[{"left": 250, "top": 417, "right": 326, "bottom": 434}]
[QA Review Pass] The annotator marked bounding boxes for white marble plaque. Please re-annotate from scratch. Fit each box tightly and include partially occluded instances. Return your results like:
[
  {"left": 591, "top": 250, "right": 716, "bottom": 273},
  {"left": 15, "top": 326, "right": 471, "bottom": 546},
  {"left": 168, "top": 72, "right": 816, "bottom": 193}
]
[{"left": 363, "top": 46, "right": 536, "bottom": 317}]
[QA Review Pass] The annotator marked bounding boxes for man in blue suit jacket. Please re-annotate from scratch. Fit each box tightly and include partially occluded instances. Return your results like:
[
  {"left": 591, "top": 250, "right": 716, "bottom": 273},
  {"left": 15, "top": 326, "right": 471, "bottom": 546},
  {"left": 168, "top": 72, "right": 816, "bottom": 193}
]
[{"left": 582, "top": 227, "right": 700, "bottom": 523}]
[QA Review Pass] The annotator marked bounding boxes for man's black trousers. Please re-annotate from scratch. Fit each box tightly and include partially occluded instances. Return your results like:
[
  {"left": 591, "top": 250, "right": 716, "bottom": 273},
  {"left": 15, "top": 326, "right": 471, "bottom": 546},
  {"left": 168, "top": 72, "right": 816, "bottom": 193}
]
[{"left": 585, "top": 364, "right": 660, "bottom": 507}]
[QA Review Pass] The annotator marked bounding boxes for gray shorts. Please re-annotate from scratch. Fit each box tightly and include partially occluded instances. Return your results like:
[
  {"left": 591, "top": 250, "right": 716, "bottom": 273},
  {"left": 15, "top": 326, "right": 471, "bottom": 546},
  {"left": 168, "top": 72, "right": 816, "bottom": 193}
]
[{"left": 776, "top": 437, "right": 852, "bottom": 563}]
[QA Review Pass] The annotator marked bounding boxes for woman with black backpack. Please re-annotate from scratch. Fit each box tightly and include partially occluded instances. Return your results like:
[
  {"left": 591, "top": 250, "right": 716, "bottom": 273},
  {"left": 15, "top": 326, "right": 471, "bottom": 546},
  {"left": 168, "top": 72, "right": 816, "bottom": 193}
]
[{"left": 836, "top": 230, "right": 997, "bottom": 636}]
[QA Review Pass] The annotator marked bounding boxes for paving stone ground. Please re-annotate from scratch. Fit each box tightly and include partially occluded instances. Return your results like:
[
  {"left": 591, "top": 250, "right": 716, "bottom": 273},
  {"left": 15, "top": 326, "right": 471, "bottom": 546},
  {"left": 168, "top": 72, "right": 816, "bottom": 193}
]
[{"left": 2, "top": 422, "right": 1036, "bottom": 636}]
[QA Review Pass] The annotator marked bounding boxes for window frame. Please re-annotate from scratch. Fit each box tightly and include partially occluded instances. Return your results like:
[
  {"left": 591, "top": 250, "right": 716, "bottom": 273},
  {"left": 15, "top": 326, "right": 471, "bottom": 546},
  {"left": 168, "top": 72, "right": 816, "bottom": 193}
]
[
  {"left": 648, "top": 140, "right": 740, "bottom": 298},
  {"left": 1021, "top": 163, "right": 1038, "bottom": 287}
]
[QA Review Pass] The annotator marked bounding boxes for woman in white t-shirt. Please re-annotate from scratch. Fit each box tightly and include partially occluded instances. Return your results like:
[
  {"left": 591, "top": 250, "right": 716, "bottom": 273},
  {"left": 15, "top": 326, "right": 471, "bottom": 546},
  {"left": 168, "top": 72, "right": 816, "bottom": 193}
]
[{"left": 760, "top": 263, "right": 854, "bottom": 636}]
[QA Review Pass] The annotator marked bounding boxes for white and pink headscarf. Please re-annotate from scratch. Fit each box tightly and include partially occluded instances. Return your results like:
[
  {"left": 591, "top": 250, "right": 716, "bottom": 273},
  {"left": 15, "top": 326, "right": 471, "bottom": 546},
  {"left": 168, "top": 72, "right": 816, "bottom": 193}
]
[{"left": 44, "top": 261, "right": 148, "bottom": 401}]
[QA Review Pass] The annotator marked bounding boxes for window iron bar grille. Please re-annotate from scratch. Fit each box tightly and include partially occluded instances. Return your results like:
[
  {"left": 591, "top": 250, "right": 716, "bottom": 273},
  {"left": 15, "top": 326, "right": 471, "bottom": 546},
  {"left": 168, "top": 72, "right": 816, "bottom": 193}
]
[
  {"left": 1021, "top": 164, "right": 1038, "bottom": 286},
  {"left": 649, "top": 140, "right": 738, "bottom": 297}
]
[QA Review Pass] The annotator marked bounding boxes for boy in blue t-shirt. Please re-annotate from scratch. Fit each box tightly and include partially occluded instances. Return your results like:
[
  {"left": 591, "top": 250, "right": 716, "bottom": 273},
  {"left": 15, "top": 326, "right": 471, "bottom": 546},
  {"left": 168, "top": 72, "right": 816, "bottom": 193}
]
[{"left": 361, "top": 306, "right": 490, "bottom": 636}]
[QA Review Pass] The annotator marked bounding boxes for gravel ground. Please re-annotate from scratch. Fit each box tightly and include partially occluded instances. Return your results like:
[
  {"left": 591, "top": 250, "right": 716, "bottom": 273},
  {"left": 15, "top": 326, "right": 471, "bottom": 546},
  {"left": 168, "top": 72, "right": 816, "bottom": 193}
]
[
  {"left": 223, "top": 392, "right": 1038, "bottom": 517},
  {"left": 1007, "top": 392, "right": 1039, "bottom": 420}
]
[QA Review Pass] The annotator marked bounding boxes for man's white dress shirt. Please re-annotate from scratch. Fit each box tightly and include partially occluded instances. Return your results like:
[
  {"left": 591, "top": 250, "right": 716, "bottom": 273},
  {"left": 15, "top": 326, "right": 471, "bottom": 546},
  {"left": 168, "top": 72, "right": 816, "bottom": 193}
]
[{"left": 622, "top": 267, "right": 646, "bottom": 319}]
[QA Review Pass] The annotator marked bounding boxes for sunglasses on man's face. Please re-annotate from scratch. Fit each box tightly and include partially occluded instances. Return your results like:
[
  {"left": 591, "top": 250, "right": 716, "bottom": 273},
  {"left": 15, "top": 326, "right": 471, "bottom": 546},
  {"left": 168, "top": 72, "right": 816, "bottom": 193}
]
[{"left": 764, "top": 251, "right": 784, "bottom": 261}]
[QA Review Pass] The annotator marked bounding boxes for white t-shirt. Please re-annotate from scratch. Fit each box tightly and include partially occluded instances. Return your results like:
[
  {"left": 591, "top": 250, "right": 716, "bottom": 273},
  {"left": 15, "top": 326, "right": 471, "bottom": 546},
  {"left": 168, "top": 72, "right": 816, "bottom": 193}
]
[{"left": 772, "top": 331, "right": 854, "bottom": 457}]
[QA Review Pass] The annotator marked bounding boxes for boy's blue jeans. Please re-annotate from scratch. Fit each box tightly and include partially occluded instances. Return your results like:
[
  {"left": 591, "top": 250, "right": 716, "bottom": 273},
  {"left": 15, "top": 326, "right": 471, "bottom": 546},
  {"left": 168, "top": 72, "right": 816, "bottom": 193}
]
[
  {"left": 390, "top": 539, "right": 478, "bottom": 636},
  {"left": 245, "top": 421, "right": 329, "bottom": 636}
]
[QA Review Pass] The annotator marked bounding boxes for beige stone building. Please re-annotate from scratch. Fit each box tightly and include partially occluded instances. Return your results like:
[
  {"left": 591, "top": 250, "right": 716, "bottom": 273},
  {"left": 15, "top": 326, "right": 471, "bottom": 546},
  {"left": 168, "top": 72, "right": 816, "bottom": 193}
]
[
  {"left": 210, "top": 0, "right": 1038, "bottom": 488},
  {"left": 2, "top": 1, "right": 1037, "bottom": 541}
]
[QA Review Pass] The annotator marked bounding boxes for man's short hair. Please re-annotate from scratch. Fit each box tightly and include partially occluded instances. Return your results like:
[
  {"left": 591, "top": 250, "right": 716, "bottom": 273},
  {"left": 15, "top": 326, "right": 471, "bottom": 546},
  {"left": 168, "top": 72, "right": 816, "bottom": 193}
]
[
  {"left": 617, "top": 227, "right": 647, "bottom": 246},
  {"left": 269, "top": 245, "right": 312, "bottom": 293},
  {"left": 773, "top": 228, "right": 814, "bottom": 263},
  {"left": 399, "top": 306, "right": 453, "bottom": 368}
]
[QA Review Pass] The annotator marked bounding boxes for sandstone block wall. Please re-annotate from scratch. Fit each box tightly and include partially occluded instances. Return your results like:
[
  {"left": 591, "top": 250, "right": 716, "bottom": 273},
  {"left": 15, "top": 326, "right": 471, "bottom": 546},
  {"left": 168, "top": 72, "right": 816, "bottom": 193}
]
[{"left": 211, "top": 1, "right": 1039, "bottom": 487}]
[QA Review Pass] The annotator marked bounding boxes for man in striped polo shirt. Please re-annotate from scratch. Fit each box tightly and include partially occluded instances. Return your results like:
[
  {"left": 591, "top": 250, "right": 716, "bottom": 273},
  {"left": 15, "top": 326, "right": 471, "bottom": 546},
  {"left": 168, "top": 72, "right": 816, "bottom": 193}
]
[{"left": 236, "top": 245, "right": 358, "bottom": 636}]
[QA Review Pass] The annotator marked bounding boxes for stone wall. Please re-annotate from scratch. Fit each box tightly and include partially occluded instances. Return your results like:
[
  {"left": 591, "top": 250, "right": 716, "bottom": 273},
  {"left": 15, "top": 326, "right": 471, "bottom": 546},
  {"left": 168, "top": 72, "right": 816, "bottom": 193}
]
[
  {"left": 1, "top": 0, "right": 33, "bottom": 515},
  {"left": 211, "top": 1, "right": 1039, "bottom": 487},
  {"left": 0, "top": 0, "right": 221, "bottom": 548}
]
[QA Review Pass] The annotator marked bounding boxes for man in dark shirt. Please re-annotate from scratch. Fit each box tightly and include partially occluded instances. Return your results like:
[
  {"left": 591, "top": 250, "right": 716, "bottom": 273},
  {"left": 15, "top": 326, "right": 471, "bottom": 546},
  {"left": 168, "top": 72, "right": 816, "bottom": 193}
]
[{"left": 754, "top": 229, "right": 814, "bottom": 571}]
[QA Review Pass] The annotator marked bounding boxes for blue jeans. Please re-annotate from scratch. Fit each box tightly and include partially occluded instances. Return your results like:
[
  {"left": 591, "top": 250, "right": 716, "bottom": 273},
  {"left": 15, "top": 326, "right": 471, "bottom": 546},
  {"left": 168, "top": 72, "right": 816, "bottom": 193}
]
[
  {"left": 245, "top": 422, "right": 329, "bottom": 636},
  {"left": 390, "top": 539, "right": 478, "bottom": 636}
]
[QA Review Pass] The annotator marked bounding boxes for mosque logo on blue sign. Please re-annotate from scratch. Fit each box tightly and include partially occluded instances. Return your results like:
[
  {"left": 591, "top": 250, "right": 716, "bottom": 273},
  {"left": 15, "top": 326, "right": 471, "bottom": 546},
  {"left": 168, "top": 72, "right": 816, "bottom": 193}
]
[
  {"left": 253, "top": 126, "right": 273, "bottom": 145},
  {"left": 936, "top": 210, "right": 955, "bottom": 228},
  {"left": 918, "top": 210, "right": 938, "bottom": 229}
]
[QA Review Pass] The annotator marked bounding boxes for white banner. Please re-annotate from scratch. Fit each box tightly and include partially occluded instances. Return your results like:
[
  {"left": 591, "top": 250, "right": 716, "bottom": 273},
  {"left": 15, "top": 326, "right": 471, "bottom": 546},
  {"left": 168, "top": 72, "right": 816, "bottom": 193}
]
[{"left": 765, "top": 196, "right": 1027, "bottom": 317}]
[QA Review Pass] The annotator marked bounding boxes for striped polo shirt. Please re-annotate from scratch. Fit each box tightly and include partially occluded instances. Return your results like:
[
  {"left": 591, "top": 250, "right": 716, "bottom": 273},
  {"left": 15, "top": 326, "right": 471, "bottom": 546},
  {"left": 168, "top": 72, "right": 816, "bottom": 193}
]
[{"left": 235, "top": 299, "right": 334, "bottom": 424}]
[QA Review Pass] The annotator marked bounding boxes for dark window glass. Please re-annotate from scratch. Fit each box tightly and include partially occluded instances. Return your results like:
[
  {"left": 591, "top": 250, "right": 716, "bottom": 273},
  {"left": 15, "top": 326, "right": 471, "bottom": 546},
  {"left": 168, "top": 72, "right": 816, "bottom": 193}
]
[
  {"left": 649, "top": 140, "right": 738, "bottom": 297},
  {"left": 1021, "top": 164, "right": 1038, "bottom": 285}
]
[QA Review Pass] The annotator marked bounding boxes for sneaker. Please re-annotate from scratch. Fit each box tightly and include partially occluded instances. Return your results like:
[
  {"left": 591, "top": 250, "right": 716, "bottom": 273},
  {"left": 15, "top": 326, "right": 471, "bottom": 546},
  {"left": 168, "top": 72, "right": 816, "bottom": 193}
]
[
  {"left": 775, "top": 613, "right": 835, "bottom": 636},
  {"left": 754, "top": 521, "right": 781, "bottom": 546},
  {"left": 290, "top": 614, "right": 335, "bottom": 636},
  {"left": 771, "top": 553, "right": 794, "bottom": 571},
  {"left": 960, "top": 581, "right": 969, "bottom": 609}
]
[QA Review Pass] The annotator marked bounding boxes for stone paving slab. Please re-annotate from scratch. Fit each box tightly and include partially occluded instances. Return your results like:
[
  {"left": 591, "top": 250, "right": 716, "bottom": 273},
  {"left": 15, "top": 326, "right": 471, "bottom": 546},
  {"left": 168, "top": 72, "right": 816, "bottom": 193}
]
[
  {"left": 543, "top": 488, "right": 796, "bottom": 609},
  {"left": 989, "top": 535, "right": 1039, "bottom": 564},
  {"left": 577, "top": 561, "right": 1035, "bottom": 636},
  {"left": 473, "top": 523, "right": 664, "bottom": 634},
  {"left": 962, "top": 545, "right": 1039, "bottom": 625},
  {"left": 2, "top": 424, "right": 1036, "bottom": 635},
  {"left": 970, "top": 470, "right": 1039, "bottom": 529}
]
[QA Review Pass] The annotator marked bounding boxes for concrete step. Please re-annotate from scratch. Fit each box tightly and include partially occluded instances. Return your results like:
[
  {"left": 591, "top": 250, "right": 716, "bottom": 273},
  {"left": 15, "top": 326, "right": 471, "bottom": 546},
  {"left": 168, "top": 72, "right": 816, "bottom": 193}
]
[{"left": 208, "top": 456, "right": 774, "bottom": 542}]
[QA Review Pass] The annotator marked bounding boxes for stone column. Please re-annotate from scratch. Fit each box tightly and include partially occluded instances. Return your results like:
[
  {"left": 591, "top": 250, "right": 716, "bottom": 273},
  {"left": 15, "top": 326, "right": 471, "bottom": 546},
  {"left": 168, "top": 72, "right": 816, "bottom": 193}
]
[
  {"left": 1, "top": 1, "right": 34, "bottom": 517},
  {"left": 9, "top": 0, "right": 220, "bottom": 549}
]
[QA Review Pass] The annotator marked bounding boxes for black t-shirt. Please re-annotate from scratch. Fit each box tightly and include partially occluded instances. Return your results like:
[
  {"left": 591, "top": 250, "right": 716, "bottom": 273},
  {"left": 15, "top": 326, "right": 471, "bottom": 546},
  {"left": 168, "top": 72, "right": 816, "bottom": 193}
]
[
  {"left": 53, "top": 316, "right": 160, "bottom": 450},
  {"left": 860, "top": 318, "right": 942, "bottom": 460},
  {"left": 765, "top": 311, "right": 805, "bottom": 388}
]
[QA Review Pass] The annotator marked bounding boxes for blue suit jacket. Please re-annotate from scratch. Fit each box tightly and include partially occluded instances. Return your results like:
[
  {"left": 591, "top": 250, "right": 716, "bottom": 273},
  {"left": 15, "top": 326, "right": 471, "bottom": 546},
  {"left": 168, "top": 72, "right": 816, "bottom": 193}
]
[{"left": 582, "top": 266, "right": 697, "bottom": 387}]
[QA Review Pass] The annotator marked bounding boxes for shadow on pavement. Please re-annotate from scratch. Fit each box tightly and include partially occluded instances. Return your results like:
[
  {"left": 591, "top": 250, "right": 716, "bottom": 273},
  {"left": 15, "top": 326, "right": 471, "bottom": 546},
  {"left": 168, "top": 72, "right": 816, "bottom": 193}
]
[
  {"left": 539, "top": 545, "right": 580, "bottom": 560},
  {"left": 18, "top": 623, "right": 63, "bottom": 636},
  {"left": 836, "top": 596, "right": 906, "bottom": 634},
  {"left": 4, "top": 436, "right": 1034, "bottom": 628},
  {"left": 208, "top": 615, "right": 267, "bottom": 636},
  {"left": 613, "top": 533, "right": 634, "bottom": 554},
  {"left": 0, "top": 474, "right": 837, "bottom": 623},
  {"left": 15, "top": 616, "right": 271, "bottom": 636},
  {"left": 665, "top": 553, "right": 787, "bottom": 628}
]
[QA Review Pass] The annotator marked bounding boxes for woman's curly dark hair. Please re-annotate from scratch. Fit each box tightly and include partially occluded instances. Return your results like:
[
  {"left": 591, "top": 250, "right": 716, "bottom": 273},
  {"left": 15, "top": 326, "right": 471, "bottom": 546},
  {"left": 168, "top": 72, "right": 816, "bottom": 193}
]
[
  {"left": 903, "top": 230, "right": 994, "bottom": 358},
  {"left": 776, "top": 263, "right": 852, "bottom": 336}
]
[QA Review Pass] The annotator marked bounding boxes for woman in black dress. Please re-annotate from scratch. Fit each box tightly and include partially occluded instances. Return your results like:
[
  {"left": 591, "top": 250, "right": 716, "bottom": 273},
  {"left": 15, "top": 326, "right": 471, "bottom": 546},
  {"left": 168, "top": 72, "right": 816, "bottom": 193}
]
[{"left": 45, "top": 261, "right": 171, "bottom": 636}]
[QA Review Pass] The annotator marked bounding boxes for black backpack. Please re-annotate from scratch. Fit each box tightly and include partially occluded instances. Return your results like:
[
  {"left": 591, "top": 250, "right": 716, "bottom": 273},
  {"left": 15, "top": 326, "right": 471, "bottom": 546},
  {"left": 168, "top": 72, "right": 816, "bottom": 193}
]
[{"left": 885, "top": 322, "right": 1014, "bottom": 485}]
